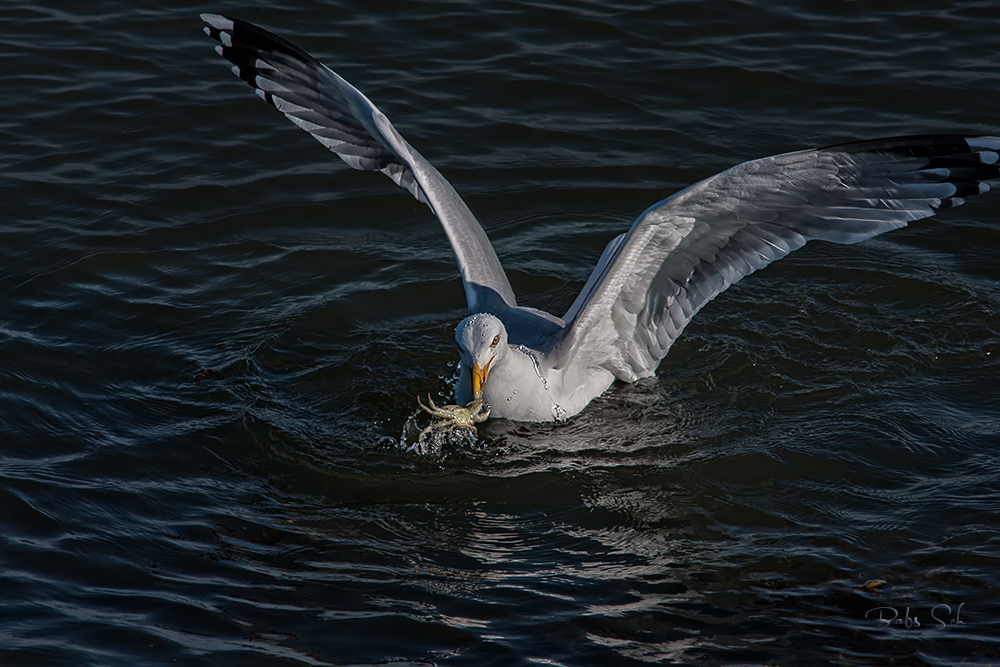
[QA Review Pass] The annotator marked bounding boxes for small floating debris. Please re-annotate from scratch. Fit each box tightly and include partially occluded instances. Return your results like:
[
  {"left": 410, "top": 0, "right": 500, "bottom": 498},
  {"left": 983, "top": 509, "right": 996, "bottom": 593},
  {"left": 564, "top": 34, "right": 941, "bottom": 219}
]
[{"left": 857, "top": 579, "right": 887, "bottom": 593}]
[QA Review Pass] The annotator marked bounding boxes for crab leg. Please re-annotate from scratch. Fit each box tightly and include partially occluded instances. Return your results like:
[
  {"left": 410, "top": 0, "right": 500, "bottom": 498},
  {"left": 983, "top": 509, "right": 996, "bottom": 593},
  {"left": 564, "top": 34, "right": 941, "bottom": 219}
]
[{"left": 416, "top": 393, "right": 438, "bottom": 416}]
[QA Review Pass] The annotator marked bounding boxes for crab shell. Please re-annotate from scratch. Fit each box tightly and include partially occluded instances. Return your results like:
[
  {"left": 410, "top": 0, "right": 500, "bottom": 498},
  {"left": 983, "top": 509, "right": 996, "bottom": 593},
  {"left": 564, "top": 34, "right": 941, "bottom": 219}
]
[{"left": 417, "top": 394, "right": 491, "bottom": 427}]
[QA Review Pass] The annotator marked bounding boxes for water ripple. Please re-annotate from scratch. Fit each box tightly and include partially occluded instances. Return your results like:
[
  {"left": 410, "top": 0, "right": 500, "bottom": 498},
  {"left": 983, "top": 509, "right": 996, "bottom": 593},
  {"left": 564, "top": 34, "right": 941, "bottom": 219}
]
[{"left": 4, "top": 1, "right": 1000, "bottom": 665}]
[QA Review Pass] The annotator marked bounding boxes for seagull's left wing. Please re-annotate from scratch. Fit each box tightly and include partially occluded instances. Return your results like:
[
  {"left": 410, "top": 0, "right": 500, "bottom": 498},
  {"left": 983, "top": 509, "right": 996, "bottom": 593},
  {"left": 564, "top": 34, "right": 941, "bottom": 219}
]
[
  {"left": 201, "top": 14, "right": 516, "bottom": 312},
  {"left": 551, "top": 135, "right": 1000, "bottom": 382}
]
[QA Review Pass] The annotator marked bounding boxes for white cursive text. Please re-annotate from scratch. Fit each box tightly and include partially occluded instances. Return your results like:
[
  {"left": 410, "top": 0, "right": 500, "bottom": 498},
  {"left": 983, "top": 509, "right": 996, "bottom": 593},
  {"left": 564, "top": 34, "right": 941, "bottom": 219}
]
[{"left": 865, "top": 603, "right": 966, "bottom": 629}]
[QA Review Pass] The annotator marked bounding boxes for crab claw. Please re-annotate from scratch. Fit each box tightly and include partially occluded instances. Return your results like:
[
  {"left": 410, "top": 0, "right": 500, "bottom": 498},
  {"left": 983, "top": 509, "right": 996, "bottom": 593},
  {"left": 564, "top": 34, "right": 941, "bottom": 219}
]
[{"left": 467, "top": 398, "right": 491, "bottom": 422}]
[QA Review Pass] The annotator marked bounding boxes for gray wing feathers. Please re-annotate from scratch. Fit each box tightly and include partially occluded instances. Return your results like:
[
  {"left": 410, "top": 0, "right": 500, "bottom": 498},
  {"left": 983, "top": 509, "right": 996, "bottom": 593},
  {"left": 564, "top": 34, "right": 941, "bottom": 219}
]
[
  {"left": 562, "top": 232, "right": 627, "bottom": 324},
  {"left": 555, "top": 135, "right": 1000, "bottom": 382},
  {"left": 202, "top": 14, "right": 516, "bottom": 310}
]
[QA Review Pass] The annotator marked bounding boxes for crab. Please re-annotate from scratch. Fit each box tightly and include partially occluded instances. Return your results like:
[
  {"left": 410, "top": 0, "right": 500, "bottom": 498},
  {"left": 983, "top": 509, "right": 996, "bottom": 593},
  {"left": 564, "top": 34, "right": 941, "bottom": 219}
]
[{"left": 415, "top": 394, "right": 491, "bottom": 444}]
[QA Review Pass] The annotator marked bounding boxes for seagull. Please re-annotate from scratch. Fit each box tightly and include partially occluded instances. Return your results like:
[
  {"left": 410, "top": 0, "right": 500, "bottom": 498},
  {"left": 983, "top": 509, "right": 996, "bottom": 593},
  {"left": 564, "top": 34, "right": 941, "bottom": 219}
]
[{"left": 202, "top": 14, "right": 1000, "bottom": 422}]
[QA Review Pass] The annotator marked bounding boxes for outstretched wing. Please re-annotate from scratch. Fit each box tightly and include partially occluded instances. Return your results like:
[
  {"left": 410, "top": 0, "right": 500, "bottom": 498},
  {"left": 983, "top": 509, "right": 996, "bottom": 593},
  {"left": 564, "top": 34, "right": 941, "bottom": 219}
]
[
  {"left": 201, "top": 14, "right": 516, "bottom": 312},
  {"left": 552, "top": 135, "right": 1000, "bottom": 381}
]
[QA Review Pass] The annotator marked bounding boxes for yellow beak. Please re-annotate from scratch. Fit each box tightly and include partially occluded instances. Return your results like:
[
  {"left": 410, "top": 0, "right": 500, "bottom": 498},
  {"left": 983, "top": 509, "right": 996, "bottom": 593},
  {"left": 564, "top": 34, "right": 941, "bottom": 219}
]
[{"left": 471, "top": 357, "right": 494, "bottom": 400}]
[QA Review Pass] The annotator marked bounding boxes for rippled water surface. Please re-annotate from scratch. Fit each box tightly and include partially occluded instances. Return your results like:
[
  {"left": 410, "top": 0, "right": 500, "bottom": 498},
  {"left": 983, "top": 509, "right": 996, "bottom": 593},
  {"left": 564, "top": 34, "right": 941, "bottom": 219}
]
[{"left": 4, "top": 1, "right": 1000, "bottom": 665}]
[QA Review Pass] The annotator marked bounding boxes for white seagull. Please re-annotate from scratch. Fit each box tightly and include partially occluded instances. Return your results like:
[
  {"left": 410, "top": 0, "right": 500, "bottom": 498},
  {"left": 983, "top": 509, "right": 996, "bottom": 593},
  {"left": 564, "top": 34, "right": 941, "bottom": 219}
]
[{"left": 202, "top": 14, "right": 1000, "bottom": 422}]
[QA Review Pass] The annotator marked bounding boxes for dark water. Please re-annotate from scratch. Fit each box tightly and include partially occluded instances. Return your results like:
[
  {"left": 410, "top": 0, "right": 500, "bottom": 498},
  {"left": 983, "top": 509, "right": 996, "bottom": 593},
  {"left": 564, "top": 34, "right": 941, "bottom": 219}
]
[{"left": 4, "top": 1, "right": 1000, "bottom": 665}]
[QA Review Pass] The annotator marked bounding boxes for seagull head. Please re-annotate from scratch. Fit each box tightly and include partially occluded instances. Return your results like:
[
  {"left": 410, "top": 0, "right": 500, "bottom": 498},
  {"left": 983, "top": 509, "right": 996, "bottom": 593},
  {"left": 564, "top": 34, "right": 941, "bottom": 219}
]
[{"left": 455, "top": 313, "right": 507, "bottom": 400}]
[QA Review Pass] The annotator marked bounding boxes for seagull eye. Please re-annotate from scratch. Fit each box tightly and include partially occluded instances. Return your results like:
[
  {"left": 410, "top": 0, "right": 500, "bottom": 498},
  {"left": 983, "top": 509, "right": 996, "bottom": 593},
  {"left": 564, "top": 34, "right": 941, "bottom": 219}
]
[{"left": 491, "top": 334, "right": 500, "bottom": 347}]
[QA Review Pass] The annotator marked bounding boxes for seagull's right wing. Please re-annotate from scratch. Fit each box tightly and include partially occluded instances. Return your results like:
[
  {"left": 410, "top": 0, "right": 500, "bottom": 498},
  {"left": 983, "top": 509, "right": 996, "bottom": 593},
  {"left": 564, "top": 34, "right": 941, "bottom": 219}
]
[
  {"left": 551, "top": 135, "right": 1000, "bottom": 383},
  {"left": 201, "top": 14, "right": 516, "bottom": 312}
]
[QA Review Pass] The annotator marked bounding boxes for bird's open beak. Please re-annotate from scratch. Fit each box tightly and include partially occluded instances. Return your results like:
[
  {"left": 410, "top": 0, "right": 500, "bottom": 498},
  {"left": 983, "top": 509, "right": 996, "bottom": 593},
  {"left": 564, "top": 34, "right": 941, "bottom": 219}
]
[{"left": 471, "top": 356, "right": 494, "bottom": 400}]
